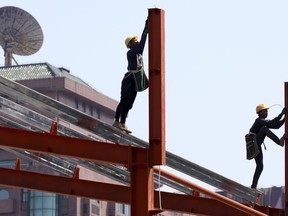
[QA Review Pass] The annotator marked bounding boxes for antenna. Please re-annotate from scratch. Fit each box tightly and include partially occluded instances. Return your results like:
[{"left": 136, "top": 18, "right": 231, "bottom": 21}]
[{"left": 0, "top": 6, "right": 44, "bottom": 66}]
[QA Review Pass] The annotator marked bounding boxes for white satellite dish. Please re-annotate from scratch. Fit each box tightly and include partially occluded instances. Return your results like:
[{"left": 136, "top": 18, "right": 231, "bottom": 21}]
[{"left": 0, "top": 6, "right": 44, "bottom": 66}]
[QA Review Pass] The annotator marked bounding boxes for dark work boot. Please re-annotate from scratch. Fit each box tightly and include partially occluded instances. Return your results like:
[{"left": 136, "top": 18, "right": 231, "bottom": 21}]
[{"left": 279, "top": 134, "right": 286, "bottom": 147}]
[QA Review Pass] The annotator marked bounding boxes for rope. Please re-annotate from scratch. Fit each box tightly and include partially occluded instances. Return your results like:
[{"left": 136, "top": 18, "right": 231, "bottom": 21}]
[
  {"left": 263, "top": 142, "right": 267, "bottom": 150},
  {"left": 269, "top": 104, "right": 284, "bottom": 109}
]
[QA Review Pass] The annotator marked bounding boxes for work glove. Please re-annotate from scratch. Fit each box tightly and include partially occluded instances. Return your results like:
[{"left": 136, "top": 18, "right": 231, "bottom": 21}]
[
  {"left": 144, "top": 18, "right": 148, "bottom": 33},
  {"left": 281, "top": 107, "right": 287, "bottom": 115}
]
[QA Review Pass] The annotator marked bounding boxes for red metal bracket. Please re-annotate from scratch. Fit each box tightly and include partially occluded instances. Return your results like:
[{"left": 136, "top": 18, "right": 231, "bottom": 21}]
[
  {"left": 15, "top": 158, "right": 20, "bottom": 170},
  {"left": 50, "top": 121, "right": 58, "bottom": 135},
  {"left": 73, "top": 167, "right": 80, "bottom": 179}
]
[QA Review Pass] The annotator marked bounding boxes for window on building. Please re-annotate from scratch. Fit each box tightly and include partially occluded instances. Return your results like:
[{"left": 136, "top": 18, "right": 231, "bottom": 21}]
[
  {"left": 75, "top": 98, "right": 79, "bottom": 109},
  {"left": 0, "top": 189, "right": 9, "bottom": 200},
  {"left": 82, "top": 203, "right": 87, "bottom": 214},
  {"left": 29, "top": 191, "right": 58, "bottom": 216},
  {"left": 116, "top": 203, "right": 130, "bottom": 216},
  {"left": 90, "top": 200, "right": 100, "bottom": 216},
  {"left": 96, "top": 108, "right": 100, "bottom": 119},
  {"left": 89, "top": 105, "right": 93, "bottom": 116},
  {"left": 22, "top": 189, "right": 28, "bottom": 203},
  {"left": 82, "top": 102, "right": 86, "bottom": 112},
  {"left": 91, "top": 204, "right": 99, "bottom": 215}
]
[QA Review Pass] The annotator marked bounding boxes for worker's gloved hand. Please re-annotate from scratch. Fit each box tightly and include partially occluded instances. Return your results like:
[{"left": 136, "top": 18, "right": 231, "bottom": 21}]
[
  {"left": 281, "top": 107, "right": 287, "bottom": 115},
  {"left": 144, "top": 19, "right": 148, "bottom": 33}
]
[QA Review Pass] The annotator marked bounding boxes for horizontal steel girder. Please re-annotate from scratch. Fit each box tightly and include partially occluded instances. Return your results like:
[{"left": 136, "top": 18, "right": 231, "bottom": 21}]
[
  {"left": 0, "top": 167, "right": 130, "bottom": 203},
  {"left": 0, "top": 126, "right": 147, "bottom": 166},
  {"left": 0, "top": 167, "right": 277, "bottom": 216}
]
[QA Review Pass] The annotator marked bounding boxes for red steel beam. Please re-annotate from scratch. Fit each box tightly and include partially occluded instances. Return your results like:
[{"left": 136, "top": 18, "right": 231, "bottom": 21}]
[
  {"left": 0, "top": 166, "right": 280, "bottom": 215},
  {"left": 148, "top": 8, "right": 166, "bottom": 166},
  {"left": 154, "top": 167, "right": 267, "bottom": 216},
  {"left": 0, "top": 126, "right": 147, "bottom": 166},
  {"left": 154, "top": 192, "right": 283, "bottom": 216},
  {"left": 0, "top": 167, "right": 131, "bottom": 204},
  {"left": 155, "top": 192, "right": 252, "bottom": 216},
  {"left": 285, "top": 82, "right": 288, "bottom": 212}
]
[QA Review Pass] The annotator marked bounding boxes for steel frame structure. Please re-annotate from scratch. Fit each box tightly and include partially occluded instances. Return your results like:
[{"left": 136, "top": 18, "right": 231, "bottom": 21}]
[
  {"left": 0, "top": 126, "right": 273, "bottom": 216},
  {"left": 0, "top": 8, "right": 285, "bottom": 216}
]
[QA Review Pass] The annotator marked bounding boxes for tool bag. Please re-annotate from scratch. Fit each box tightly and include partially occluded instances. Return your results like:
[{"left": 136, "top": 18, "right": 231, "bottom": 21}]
[
  {"left": 245, "top": 132, "right": 259, "bottom": 160},
  {"left": 130, "top": 68, "right": 149, "bottom": 92}
]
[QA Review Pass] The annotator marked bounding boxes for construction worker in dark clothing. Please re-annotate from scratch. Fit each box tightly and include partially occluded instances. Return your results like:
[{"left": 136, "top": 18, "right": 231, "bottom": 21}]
[
  {"left": 113, "top": 19, "right": 148, "bottom": 133},
  {"left": 249, "top": 104, "right": 286, "bottom": 189}
]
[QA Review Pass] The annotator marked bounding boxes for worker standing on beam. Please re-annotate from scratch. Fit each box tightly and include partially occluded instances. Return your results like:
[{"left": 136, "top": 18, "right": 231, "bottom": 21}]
[
  {"left": 249, "top": 104, "right": 286, "bottom": 189},
  {"left": 113, "top": 19, "right": 149, "bottom": 134}
]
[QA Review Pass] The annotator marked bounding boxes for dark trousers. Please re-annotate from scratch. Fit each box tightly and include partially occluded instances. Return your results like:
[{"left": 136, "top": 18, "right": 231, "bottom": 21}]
[
  {"left": 251, "top": 126, "right": 280, "bottom": 188},
  {"left": 114, "top": 73, "right": 137, "bottom": 124}
]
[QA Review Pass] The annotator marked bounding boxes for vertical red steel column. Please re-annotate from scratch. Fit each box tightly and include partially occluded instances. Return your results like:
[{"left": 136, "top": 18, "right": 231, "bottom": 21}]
[
  {"left": 148, "top": 8, "right": 166, "bottom": 166},
  {"left": 285, "top": 82, "right": 288, "bottom": 212},
  {"left": 130, "top": 8, "right": 166, "bottom": 216},
  {"left": 130, "top": 159, "right": 154, "bottom": 216}
]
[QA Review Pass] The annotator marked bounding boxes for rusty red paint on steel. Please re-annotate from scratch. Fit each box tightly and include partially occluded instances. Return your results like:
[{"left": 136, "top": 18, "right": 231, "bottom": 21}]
[
  {"left": 0, "top": 167, "right": 131, "bottom": 203},
  {"left": 0, "top": 126, "right": 147, "bottom": 166},
  {"left": 148, "top": 8, "right": 166, "bottom": 166},
  {"left": 0, "top": 165, "right": 282, "bottom": 215},
  {"left": 154, "top": 167, "right": 268, "bottom": 216}
]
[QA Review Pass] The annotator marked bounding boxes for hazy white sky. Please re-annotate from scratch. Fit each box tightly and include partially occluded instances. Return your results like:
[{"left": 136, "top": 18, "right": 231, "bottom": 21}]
[{"left": 1, "top": 1, "right": 288, "bottom": 191}]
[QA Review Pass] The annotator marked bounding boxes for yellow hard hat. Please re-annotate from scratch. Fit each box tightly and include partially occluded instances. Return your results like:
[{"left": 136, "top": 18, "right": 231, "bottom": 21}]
[
  {"left": 125, "top": 36, "right": 138, "bottom": 48},
  {"left": 256, "top": 104, "right": 269, "bottom": 113}
]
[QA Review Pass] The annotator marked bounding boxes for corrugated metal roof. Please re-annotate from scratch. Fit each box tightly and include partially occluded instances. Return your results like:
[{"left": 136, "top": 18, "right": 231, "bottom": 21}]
[{"left": 0, "top": 62, "right": 92, "bottom": 88}]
